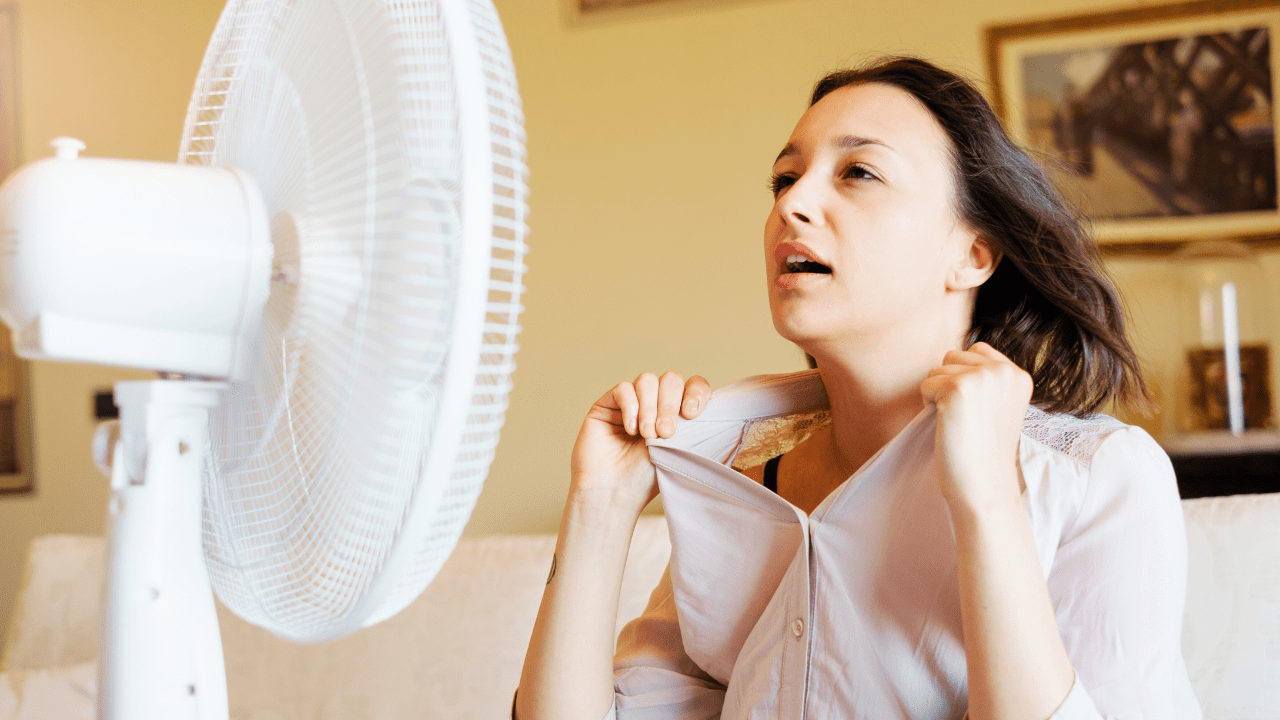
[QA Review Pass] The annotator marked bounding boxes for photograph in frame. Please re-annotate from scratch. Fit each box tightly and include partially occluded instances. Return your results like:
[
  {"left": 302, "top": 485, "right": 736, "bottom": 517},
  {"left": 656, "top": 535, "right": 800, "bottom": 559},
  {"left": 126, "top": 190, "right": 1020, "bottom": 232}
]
[{"left": 986, "top": 1, "right": 1280, "bottom": 247}]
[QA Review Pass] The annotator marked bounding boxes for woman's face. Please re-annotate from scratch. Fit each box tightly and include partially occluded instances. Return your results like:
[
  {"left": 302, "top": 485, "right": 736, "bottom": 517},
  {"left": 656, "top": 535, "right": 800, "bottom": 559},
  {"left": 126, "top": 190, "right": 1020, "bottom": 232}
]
[{"left": 765, "top": 82, "right": 982, "bottom": 357}]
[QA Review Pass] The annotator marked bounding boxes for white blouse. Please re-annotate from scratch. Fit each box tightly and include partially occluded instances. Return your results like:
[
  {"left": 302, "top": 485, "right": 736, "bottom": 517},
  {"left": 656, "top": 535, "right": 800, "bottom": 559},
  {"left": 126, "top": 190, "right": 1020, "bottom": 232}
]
[{"left": 604, "top": 370, "right": 1201, "bottom": 719}]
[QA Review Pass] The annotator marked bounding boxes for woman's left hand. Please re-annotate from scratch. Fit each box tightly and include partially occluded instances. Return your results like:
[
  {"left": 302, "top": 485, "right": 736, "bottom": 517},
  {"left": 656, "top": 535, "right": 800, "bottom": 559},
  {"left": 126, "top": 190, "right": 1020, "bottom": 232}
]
[{"left": 919, "top": 341, "right": 1033, "bottom": 512}]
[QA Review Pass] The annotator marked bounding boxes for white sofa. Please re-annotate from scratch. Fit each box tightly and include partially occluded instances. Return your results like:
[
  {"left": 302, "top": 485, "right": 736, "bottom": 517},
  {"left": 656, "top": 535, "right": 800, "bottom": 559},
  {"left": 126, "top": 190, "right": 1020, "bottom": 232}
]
[{"left": 2, "top": 495, "right": 1278, "bottom": 719}]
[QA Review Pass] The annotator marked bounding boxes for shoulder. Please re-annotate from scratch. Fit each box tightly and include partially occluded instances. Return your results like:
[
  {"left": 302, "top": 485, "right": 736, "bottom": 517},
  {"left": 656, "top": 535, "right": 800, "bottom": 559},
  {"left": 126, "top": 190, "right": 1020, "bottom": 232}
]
[
  {"left": 1019, "top": 405, "right": 1133, "bottom": 469},
  {"left": 1020, "top": 407, "right": 1180, "bottom": 545}
]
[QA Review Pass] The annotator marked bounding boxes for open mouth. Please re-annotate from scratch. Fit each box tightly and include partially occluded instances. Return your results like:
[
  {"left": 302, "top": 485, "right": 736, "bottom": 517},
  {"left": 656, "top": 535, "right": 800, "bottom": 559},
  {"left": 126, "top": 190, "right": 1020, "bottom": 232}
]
[{"left": 783, "top": 254, "right": 832, "bottom": 274}]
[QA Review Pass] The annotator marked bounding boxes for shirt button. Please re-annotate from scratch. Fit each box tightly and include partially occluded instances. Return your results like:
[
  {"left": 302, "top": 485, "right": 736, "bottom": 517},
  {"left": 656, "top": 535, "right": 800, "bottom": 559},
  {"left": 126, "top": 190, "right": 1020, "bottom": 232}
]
[{"left": 792, "top": 618, "right": 805, "bottom": 637}]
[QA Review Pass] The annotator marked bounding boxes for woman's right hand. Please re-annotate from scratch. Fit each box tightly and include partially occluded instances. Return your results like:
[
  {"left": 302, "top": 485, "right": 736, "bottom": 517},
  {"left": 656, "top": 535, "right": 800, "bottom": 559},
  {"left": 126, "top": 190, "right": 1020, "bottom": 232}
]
[
  {"left": 518, "top": 372, "right": 709, "bottom": 720},
  {"left": 569, "top": 371, "right": 711, "bottom": 517}
]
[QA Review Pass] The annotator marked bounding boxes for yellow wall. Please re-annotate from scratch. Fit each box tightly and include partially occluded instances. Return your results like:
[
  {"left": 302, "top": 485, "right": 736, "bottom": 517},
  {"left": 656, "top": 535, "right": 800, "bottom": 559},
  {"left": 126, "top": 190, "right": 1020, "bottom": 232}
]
[{"left": 1, "top": 0, "right": 1275, "bottom": 649}]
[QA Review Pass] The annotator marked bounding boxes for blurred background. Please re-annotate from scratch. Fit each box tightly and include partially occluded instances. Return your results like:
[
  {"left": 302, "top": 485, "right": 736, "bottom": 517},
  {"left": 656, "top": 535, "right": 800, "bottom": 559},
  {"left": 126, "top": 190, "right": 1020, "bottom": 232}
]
[{"left": 1, "top": 0, "right": 1276, "bottom": 647}]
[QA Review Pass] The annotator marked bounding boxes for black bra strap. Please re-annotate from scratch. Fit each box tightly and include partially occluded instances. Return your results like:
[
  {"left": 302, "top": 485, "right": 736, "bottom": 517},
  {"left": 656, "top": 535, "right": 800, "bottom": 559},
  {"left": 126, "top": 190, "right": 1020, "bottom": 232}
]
[{"left": 763, "top": 454, "right": 781, "bottom": 494}]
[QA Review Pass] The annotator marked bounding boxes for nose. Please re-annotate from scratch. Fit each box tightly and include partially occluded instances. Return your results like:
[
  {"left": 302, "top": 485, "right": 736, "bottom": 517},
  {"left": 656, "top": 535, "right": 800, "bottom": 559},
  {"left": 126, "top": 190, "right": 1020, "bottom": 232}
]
[{"left": 777, "top": 173, "right": 822, "bottom": 227}]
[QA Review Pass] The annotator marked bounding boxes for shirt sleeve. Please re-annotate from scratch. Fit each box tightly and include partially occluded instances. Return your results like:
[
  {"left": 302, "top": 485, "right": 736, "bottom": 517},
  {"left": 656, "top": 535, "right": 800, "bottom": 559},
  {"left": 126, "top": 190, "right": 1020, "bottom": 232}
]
[
  {"left": 612, "top": 562, "right": 726, "bottom": 719},
  {"left": 1045, "top": 426, "right": 1202, "bottom": 719}
]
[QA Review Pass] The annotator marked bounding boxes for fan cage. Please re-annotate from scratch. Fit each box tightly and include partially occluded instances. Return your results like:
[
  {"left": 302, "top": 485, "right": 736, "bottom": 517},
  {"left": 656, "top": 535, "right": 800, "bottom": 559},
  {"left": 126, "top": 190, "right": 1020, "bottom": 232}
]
[
  {"left": 181, "top": 0, "right": 527, "bottom": 641},
  {"left": 375, "top": 0, "right": 529, "bottom": 623}
]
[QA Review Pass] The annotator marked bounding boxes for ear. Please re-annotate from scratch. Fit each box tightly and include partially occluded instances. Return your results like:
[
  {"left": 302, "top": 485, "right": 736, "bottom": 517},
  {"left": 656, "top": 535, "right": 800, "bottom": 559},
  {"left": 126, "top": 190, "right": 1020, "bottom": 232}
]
[{"left": 946, "top": 233, "right": 1001, "bottom": 291}]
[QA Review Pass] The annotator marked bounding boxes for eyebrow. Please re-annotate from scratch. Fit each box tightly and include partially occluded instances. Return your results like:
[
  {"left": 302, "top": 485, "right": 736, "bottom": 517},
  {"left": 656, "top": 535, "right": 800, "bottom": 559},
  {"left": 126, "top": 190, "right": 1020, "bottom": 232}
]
[{"left": 773, "top": 135, "right": 893, "bottom": 164}]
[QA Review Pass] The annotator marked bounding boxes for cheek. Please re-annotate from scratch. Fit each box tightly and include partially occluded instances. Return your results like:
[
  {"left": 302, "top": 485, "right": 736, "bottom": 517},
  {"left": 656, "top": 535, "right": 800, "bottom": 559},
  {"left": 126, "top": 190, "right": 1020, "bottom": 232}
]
[
  {"left": 830, "top": 210, "right": 955, "bottom": 308},
  {"left": 763, "top": 215, "right": 785, "bottom": 269},
  {"left": 872, "top": 193, "right": 956, "bottom": 269},
  {"left": 763, "top": 209, "right": 783, "bottom": 241}
]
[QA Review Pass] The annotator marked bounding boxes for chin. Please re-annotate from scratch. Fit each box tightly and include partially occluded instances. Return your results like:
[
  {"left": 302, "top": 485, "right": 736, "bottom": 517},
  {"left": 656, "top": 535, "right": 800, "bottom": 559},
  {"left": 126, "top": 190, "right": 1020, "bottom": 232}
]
[
  {"left": 769, "top": 284, "right": 856, "bottom": 345},
  {"left": 770, "top": 311, "right": 826, "bottom": 350}
]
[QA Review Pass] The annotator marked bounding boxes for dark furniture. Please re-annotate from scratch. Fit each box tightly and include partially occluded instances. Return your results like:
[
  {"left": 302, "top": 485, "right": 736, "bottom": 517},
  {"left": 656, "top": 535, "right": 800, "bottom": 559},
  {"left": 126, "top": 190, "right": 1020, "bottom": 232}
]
[{"left": 1169, "top": 450, "right": 1280, "bottom": 499}]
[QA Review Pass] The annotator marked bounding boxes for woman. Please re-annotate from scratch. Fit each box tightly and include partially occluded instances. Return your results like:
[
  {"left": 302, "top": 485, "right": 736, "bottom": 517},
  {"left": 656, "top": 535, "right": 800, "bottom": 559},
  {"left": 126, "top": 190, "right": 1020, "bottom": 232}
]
[{"left": 515, "top": 57, "right": 1199, "bottom": 720}]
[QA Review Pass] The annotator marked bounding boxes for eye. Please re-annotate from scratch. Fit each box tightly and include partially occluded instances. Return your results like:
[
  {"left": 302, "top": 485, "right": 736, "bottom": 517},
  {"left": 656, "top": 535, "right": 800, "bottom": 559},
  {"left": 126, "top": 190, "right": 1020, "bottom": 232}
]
[
  {"left": 769, "top": 173, "right": 797, "bottom": 197},
  {"left": 842, "top": 163, "right": 878, "bottom": 182}
]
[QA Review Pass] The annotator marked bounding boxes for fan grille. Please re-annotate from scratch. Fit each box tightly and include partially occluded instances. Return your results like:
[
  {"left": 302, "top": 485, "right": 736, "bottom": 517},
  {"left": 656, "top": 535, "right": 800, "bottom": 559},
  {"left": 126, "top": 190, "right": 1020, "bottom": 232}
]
[{"left": 182, "top": 0, "right": 527, "bottom": 641}]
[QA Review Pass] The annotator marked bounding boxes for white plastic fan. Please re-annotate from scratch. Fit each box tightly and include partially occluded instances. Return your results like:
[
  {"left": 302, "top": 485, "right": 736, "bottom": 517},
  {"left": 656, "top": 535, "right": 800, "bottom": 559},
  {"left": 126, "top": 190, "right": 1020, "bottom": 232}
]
[{"left": 0, "top": 0, "right": 527, "bottom": 717}]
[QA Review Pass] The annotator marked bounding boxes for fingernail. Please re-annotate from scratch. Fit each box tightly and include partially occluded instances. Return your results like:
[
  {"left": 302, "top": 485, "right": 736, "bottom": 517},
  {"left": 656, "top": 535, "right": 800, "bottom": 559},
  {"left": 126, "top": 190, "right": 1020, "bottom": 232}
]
[{"left": 657, "top": 418, "right": 674, "bottom": 436}]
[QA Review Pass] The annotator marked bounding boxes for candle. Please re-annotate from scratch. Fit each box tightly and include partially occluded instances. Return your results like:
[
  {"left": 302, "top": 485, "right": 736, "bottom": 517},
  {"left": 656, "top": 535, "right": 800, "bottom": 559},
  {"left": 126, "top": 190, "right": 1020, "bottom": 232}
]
[{"left": 1221, "top": 281, "right": 1245, "bottom": 435}]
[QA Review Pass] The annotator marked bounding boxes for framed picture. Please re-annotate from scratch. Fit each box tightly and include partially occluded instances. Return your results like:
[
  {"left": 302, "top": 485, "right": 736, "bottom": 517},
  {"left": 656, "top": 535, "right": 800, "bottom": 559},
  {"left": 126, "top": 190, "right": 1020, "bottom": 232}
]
[
  {"left": 0, "top": 3, "right": 31, "bottom": 495},
  {"left": 576, "top": 0, "right": 689, "bottom": 11},
  {"left": 986, "top": 1, "right": 1280, "bottom": 248},
  {"left": 0, "top": 332, "right": 32, "bottom": 495},
  {"left": 0, "top": 3, "right": 14, "bottom": 179},
  {"left": 578, "top": 0, "right": 643, "bottom": 9},
  {"left": 564, "top": 0, "right": 747, "bottom": 24}
]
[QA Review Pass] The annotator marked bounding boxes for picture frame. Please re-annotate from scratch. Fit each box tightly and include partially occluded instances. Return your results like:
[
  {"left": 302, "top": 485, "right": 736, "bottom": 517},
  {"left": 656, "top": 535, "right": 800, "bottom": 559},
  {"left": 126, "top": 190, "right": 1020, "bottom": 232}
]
[
  {"left": 0, "top": 3, "right": 32, "bottom": 496},
  {"left": 985, "top": 1, "right": 1280, "bottom": 249},
  {"left": 562, "top": 0, "right": 752, "bottom": 26},
  {"left": 0, "top": 3, "right": 14, "bottom": 179},
  {"left": 0, "top": 332, "right": 33, "bottom": 495},
  {"left": 578, "top": 0, "right": 649, "bottom": 10}
]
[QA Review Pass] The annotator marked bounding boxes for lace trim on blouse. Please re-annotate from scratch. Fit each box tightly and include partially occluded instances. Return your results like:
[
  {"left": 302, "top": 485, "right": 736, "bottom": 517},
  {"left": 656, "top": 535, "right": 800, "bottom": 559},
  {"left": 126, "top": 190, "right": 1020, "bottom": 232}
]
[
  {"left": 1020, "top": 406, "right": 1127, "bottom": 468},
  {"left": 730, "top": 410, "right": 831, "bottom": 472},
  {"left": 727, "top": 405, "right": 1126, "bottom": 472}
]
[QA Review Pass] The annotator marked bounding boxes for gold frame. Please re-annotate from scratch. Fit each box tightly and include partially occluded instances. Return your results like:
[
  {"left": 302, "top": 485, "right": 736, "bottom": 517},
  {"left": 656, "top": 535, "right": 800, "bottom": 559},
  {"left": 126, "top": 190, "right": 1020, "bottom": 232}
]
[
  {"left": 563, "top": 0, "right": 757, "bottom": 26},
  {"left": 0, "top": 336, "right": 34, "bottom": 496},
  {"left": 985, "top": 1, "right": 1280, "bottom": 252},
  {"left": 0, "top": 3, "right": 32, "bottom": 496}
]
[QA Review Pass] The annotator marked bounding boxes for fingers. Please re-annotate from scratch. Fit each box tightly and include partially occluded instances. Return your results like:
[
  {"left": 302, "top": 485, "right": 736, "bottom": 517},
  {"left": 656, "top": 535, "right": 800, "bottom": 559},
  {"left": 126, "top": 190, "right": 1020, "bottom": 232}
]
[
  {"left": 926, "top": 363, "right": 971, "bottom": 378},
  {"left": 634, "top": 372, "right": 660, "bottom": 439},
  {"left": 966, "top": 341, "right": 1006, "bottom": 361},
  {"left": 942, "top": 342, "right": 1014, "bottom": 368},
  {"left": 924, "top": 342, "right": 1033, "bottom": 408},
  {"left": 919, "top": 374, "right": 947, "bottom": 404},
  {"left": 682, "top": 376, "right": 712, "bottom": 420},
  {"left": 610, "top": 381, "right": 639, "bottom": 435},
  {"left": 596, "top": 372, "right": 711, "bottom": 440},
  {"left": 941, "top": 348, "right": 986, "bottom": 367},
  {"left": 655, "top": 372, "right": 687, "bottom": 438},
  {"left": 921, "top": 366, "right": 982, "bottom": 407}
]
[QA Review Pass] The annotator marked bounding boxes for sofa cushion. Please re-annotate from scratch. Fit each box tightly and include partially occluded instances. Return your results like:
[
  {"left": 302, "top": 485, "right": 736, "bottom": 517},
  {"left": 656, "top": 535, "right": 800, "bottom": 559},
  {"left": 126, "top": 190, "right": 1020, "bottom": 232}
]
[
  {"left": 218, "top": 514, "right": 670, "bottom": 720},
  {"left": 1182, "top": 492, "right": 1280, "bottom": 717},
  {"left": 1, "top": 516, "right": 671, "bottom": 720}
]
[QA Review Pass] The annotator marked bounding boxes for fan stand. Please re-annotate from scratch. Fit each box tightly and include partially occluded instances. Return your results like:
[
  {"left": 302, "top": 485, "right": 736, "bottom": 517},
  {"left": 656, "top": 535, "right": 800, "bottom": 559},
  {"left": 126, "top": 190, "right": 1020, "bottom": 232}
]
[{"left": 99, "top": 380, "right": 229, "bottom": 720}]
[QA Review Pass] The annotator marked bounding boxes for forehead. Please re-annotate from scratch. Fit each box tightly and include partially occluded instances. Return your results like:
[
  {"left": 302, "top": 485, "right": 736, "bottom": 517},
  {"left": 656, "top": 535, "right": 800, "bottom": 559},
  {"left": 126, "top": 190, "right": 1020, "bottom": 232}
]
[{"left": 782, "top": 82, "right": 952, "bottom": 166}]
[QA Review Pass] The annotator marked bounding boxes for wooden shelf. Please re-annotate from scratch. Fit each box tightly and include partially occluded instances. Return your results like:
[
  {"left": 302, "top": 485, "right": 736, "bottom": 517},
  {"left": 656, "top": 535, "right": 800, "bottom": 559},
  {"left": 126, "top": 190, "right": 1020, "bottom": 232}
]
[{"left": 1163, "top": 433, "right": 1280, "bottom": 498}]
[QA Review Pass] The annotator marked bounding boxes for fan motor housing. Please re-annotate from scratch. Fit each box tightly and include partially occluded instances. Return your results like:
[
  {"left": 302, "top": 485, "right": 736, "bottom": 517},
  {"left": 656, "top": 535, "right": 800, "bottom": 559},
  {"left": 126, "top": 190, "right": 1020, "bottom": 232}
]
[{"left": 0, "top": 144, "right": 271, "bottom": 380}]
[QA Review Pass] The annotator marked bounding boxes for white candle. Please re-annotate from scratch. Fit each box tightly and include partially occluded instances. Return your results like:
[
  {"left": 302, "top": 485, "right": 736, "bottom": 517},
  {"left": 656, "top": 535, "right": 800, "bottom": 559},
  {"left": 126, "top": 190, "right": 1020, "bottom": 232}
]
[{"left": 1221, "top": 281, "right": 1245, "bottom": 434}]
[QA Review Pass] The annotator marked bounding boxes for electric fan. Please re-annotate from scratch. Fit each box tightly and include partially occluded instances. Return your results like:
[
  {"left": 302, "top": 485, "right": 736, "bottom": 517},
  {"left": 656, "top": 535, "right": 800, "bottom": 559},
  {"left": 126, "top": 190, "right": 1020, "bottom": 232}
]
[{"left": 0, "top": 0, "right": 528, "bottom": 717}]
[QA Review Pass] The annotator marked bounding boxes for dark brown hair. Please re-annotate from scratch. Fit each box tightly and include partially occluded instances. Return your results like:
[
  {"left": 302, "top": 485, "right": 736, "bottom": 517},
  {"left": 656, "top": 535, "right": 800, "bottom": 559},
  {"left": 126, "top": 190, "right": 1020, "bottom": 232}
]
[{"left": 807, "top": 56, "right": 1147, "bottom": 415}]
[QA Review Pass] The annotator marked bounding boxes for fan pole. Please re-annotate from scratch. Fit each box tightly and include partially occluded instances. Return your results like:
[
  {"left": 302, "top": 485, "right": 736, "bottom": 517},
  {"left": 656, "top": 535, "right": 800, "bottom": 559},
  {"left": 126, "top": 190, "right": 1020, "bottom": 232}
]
[{"left": 100, "top": 380, "right": 229, "bottom": 720}]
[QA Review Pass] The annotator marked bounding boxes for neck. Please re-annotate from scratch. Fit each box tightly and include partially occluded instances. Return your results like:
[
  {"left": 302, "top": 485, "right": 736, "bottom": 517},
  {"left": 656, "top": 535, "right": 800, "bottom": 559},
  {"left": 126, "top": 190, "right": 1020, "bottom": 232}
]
[{"left": 809, "top": 325, "right": 964, "bottom": 476}]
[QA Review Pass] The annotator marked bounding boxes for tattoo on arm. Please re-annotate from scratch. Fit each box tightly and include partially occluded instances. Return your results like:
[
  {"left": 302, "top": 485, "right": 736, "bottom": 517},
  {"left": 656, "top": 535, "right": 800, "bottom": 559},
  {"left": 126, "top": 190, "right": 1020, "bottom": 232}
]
[{"left": 546, "top": 552, "right": 557, "bottom": 585}]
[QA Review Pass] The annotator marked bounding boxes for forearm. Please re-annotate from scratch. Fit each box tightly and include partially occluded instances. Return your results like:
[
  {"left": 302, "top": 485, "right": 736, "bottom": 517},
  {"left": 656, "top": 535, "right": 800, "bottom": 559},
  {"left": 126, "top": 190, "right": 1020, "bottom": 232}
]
[
  {"left": 950, "top": 488, "right": 1074, "bottom": 720},
  {"left": 515, "top": 493, "right": 638, "bottom": 720}
]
